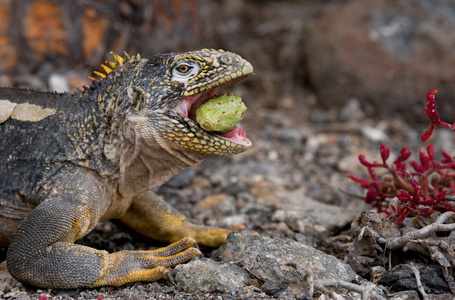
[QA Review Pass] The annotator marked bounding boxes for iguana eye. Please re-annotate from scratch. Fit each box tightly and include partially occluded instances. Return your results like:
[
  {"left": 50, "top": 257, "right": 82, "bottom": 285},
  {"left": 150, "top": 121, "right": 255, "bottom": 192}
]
[
  {"left": 176, "top": 64, "right": 190, "bottom": 74},
  {"left": 172, "top": 62, "right": 200, "bottom": 85},
  {"left": 173, "top": 62, "right": 199, "bottom": 77}
]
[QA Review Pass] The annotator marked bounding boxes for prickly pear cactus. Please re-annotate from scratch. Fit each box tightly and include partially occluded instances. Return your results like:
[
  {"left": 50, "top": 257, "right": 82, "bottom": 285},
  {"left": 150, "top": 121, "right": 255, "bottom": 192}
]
[{"left": 196, "top": 93, "right": 247, "bottom": 133}]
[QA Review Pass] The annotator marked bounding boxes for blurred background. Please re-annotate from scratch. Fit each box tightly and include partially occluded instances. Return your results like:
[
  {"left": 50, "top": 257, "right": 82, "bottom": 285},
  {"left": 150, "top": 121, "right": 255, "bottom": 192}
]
[{"left": 1, "top": 0, "right": 455, "bottom": 125}]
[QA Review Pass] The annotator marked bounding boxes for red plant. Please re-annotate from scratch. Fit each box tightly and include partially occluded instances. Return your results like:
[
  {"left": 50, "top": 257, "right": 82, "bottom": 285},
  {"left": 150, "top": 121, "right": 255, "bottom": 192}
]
[
  {"left": 421, "top": 89, "right": 455, "bottom": 141},
  {"left": 348, "top": 90, "right": 455, "bottom": 227}
]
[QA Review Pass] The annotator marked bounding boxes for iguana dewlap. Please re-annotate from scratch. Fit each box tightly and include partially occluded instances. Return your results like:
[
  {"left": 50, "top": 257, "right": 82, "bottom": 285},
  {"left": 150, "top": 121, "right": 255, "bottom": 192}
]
[{"left": 0, "top": 49, "right": 252, "bottom": 288}]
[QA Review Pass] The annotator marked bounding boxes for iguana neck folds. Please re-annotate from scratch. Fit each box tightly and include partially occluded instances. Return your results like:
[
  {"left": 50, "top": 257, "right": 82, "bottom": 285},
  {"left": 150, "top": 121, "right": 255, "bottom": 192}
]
[{"left": 114, "top": 115, "right": 204, "bottom": 198}]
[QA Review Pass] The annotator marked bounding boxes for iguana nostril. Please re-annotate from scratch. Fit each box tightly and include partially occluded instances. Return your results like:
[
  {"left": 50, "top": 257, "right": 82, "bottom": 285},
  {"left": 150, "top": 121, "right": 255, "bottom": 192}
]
[{"left": 220, "top": 54, "right": 234, "bottom": 65}]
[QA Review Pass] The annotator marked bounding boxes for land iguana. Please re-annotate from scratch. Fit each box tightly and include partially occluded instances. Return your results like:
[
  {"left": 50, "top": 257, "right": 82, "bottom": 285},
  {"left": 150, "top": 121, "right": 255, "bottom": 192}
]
[{"left": 0, "top": 49, "right": 253, "bottom": 289}]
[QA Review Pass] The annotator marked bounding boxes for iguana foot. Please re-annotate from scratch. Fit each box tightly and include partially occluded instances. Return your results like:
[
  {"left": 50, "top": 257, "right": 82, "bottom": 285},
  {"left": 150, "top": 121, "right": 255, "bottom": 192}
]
[{"left": 94, "top": 237, "right": 200, "bottom": 287}]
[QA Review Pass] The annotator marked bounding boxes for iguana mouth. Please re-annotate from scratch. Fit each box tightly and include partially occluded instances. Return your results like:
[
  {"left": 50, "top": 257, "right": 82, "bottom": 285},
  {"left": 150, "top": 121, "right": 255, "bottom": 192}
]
[{"left": 176, "top": 86, "right": 252, "bottom": 148}]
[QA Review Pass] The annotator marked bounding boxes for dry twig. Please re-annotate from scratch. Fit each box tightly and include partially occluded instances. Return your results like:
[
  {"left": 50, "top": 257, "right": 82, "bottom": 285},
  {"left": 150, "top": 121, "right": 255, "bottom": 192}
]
[
  {"left": 408, "top": 263, "right": 429, "bottom": 300},
  {"left": 386, "top": 212, "right": 455, "bottom": 250},
  {"left": 312, "top": 278, "right": 386, "bottom": 300}
]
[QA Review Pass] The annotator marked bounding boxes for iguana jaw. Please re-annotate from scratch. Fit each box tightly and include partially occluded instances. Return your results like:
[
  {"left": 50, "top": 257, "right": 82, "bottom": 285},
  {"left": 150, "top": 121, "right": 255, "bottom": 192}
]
[{"left": 176, "top": 85, "right": 251, "bottom": 148}]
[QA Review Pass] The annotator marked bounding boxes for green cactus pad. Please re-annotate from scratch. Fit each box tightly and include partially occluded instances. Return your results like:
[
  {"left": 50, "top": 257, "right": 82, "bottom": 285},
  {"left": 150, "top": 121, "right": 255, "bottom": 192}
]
[{"left": 196, "top": 93, "right": 247, "bottom": 133}]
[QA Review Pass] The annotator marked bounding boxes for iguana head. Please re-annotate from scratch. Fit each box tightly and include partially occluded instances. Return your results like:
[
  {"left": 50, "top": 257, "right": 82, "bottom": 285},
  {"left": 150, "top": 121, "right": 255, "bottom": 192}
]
[
  {"left": 136, "top": 49, "right": 253, "bottom": 157},
  {"left": 94, "top": 49, "right": 253, "bottom": 160},
  {"left": 89, "top": 50, "right": 253, "bottom": 193}
]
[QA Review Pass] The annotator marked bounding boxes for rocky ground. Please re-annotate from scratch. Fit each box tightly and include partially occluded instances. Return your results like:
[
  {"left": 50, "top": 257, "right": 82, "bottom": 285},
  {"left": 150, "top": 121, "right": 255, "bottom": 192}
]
[{"left": 1, "top": 83, "right": 455, "bottom": 299}]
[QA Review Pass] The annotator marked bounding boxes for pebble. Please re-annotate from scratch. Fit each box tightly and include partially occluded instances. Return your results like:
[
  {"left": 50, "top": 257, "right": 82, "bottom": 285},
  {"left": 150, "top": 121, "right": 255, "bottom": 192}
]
[
  {"left": 361, "top": 125, "right": 388, "bottom": 142},
  {"left": 217, "top": 214, "right": 248, "bottom": 228},
  {"left": 198, "top": 194, "right": 230, "bottom": 210}
]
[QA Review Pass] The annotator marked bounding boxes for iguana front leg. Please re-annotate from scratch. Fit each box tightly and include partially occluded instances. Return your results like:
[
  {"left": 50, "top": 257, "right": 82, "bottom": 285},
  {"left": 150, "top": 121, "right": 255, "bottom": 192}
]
[
  {"left": 117, "top": 191, "right": 244, "bottom": 248},
  {"left": 6, "top": 171, "right": 200, "bottom": 289}
]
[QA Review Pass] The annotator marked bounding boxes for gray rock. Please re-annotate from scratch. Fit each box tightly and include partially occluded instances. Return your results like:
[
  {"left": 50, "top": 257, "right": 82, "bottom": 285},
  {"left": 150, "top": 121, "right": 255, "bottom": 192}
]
[
  {"left": 174, "top": 258, "right": 252, "bottom": 294},
  {"left": 215, "top": 232, "right": 357, "bottom": 296},
  {"left": 272, "top": 188, "right": 363, "bottom": 234},
  {"left": 378, "top": 264, "right": 451, "bottom": 294},
  {"left": 217, "top": 214, "right": 248, "bottom": 228}
]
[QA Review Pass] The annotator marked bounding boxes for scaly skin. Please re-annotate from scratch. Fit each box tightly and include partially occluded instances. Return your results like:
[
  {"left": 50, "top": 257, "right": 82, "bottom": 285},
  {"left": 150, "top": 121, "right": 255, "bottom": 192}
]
[{"left": 0, "top": 49, "right": 252, "bottom": 288}]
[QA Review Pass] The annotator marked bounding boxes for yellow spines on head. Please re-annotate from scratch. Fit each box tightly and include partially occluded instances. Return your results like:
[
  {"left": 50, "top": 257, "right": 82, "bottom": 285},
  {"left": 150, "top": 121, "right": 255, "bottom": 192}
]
[
  {"left": 101, "top": 64, "right": 112, "bottom": 74},
  {"left": 93, "top": 71, "right": 106, "bottom": 79},
  {"left": 87, "top": 51, "right": 142, "bottom": 86},
  {"left": 110, "top": 52, "right": 124, "bottom": 65}
]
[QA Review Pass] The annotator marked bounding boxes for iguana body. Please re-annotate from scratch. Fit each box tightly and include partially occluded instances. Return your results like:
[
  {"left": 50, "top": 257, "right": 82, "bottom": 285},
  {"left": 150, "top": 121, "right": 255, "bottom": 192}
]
[{"left": 0, "top": 49, "right": 253, "bottom": 288}]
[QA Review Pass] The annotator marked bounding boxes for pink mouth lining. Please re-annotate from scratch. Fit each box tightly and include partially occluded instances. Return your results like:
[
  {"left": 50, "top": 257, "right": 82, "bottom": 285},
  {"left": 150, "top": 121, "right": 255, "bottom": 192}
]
[
  {"left": 177, "top": 89, "right": 251, "bottom": 147},
  {"left": 217, "top": 127, "right": 251, "bottom": 146}
]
